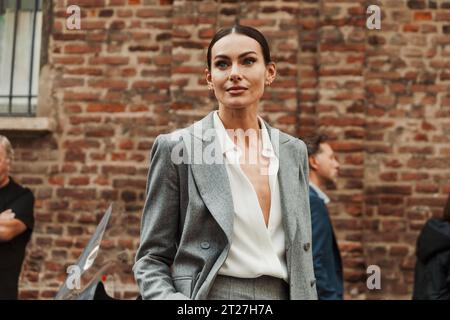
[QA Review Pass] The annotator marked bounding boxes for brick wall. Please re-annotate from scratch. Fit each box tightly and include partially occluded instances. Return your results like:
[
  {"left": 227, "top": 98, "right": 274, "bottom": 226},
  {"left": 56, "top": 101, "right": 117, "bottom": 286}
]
[
  {"left": 363, "top": 0, "right": 450, "bottom": 299},
  {"left": 5, "top": 0, "right": 450, "bottom": 299}
]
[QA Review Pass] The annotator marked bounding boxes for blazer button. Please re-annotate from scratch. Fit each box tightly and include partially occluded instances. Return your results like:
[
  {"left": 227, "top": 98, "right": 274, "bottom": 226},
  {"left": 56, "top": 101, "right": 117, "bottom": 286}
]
[
  {"left": 310, "top": 279, "right": 316, "bottom": 287},
  {"left": 303, "top": 242, "right": 311, "bottom": 252},
  {"left": 200, "top": 241, "right": 210, "bottom": 250}
]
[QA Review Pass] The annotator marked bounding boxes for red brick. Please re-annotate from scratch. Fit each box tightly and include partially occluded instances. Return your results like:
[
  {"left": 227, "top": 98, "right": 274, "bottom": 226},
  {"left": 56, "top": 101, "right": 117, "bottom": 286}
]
[
  {"left": 407, "top": 197, "right": 448, "bottom": 207},
  {"left": 379, "top": 172, "right": 398, "bottom": 182},
  {"left": 64, "top": 44, "right": 101, "bottom": 54},
  {"left": 403, "top": 24, "right": 420, "bottom": 32},
  {"left": 330, "top": 142, "right": 363, "bottom": 152},
  {"left": 83, "top": 21, "right": 106, "bottom": 30},
  {"left": 117, "top": 9, "right": 132, "bottom": 17},
  {"left": 436, "top": 12, "right": 450, "bottom": 21},
  {"left": 89, "top": 56, "right": 129, "bottom": 65},
  {"left": 48, "top": 201, "right": 69, "bottom": 210},
  {"left": 119, "top": 139, "right": 134, "bottom": 150},
  {"left": 121, "top": 68, "right": 137, "bottom": 77},
  {"left": 53, "top": 56, "right": 84, "bottom": 65},
  {"left": 110, "top": 20, "right": 126, "bottom": 29},
  {"left": 102, "top": 165, "right": 136, "bottom": 175},
  {"left": 407, "top": 157, "right": 450, "bottom": 169},
  {"left": 401, "top": 172, "right": 429, "bottom": 181},
  {"left": 416, "top": 184, "right": 439, "bottom": 193},
  {"left": 87, "top": 103, "right": 126, "bottom": 113},
  {"left": 48, "top": 176, "right": 65, "bottom": 186},
  {"left": 369, "top": 186, "right": 412, "bottom": 195},
  {"left": 130, "top": 105, "right": 148, "bottom": 112},
  {"left": 69, "top": 116, "right": 102, "bottom": 125},
  {"left": 398, "top": 146, "right": 434, "bottom": 154},
  {"left": 64, "top": 91, "right": 100, "bottom": 101},
  {"left": 389, "top": 246, "right": 409, "bottom": 257},
  {"left": 111, "top": 152, "right": 126, "bottom": 161},
  {"left": 88, "top": 79, "right": 128, "bottom": 89},
  {"left": 378, "top": 206, "right": 404, "bottom": 217},
  {"left": 67, "top": 0, "right": 105, "bottom": 7},
  {"left": 69, "top": 177, "right": 90, "bottom": 186},
  {"left": 85, "top": 128, "right": 115, "bottom": 137},
  {"left": 414, "top": 11, "right": 432, "bottom": 20},
  {"left": 319, "top": 117, "right": 365, "bottom": 127},
  {"left": 277, "top": 115, "right": 296, "bottom": 125},
  {"left": 338, "top": 168, "right": 363, "bottom": 179},
  {"left": 65, "top": 68, "right": 103, "bottom": 76},
  {"left": 20, "top": 290, "right": 39, "bottom": 299},
  {"left": 198, "top": 28, "right": 215, "bottom": 39},
  {"left": 65, "top": 150, "right": 86, "bottom": 162},
  {"left": 113, "top": 179, "right": 146, "bottom": 188},
  {"left": 320, "top": 43, "right": 365, "bottom": 52},
  {"left": 136, "top": 9, "right": 170, "bottom": 18},
  {"left": 57, "top": 78, "right": 84, "bottom": 88},
  {"left": 366, "top": 84, "right": 385, "bottom": 94},
  {"left": 100, "top": 189, "right": 118, "bottom": 200}
]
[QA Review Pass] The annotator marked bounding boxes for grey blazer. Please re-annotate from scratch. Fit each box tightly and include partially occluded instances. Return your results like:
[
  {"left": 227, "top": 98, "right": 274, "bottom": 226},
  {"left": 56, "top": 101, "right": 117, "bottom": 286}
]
[{"left": 133, "top": 111, "right": 318, "bottom": 300}]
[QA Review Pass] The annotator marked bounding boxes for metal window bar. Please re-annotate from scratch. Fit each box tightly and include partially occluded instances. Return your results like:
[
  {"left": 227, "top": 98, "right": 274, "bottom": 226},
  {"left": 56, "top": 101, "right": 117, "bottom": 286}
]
[{"left": 0, "top": 0, "right": 41, "bottom": 117}]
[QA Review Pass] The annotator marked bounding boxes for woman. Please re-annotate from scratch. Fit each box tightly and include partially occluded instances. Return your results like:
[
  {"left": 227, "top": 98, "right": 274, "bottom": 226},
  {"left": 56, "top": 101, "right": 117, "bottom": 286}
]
[
  {"left": 413, "top": 194, "right": 450, "bottom": 300},
  {"left": 133, "top": 25, "right": 317, "bottom": 300}
]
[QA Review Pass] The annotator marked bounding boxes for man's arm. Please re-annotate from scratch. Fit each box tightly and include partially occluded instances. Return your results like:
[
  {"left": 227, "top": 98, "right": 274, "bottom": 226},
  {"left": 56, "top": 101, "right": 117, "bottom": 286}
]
[
  {"left": 0, "top": 209, "right": 15, "bottom": 220},
  {"left": 0, "top": 190, "right": 35, "bottom": 242},
  {"left": 0, "top": 218, "right": 27, "bottom": 242}
]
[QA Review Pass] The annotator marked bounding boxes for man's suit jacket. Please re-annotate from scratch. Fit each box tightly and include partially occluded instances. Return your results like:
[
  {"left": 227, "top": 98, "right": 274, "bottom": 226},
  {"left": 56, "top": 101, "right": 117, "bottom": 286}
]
[
  {"left": 133, "top": 111, "right": 318, "bottom": 300},
  {"left": 309, "top": 187, "right": 343, "bottom": 300}
]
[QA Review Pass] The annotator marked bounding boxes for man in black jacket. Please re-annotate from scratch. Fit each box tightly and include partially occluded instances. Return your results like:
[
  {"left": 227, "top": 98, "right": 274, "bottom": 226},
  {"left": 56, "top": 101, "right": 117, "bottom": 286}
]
[
  {"left": 0, "top": 135, "right": 35, "bottom": 299},
  {"left": 413, "top": 194, "right": 450, "bottom": 300}
]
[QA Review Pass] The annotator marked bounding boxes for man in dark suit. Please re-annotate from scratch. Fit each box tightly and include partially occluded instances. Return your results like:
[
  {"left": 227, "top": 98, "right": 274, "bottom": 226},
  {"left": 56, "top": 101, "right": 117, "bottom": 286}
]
[
  {"left": 0, "top": 135, "right": 35, "bottom": 299},
  {"left": 304, "top": 135, "right": 343, "bottom": 300}
]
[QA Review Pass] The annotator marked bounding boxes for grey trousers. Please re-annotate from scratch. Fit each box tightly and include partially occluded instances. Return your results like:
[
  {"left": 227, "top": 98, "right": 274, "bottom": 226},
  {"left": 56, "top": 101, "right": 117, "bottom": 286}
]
[{"left": 207, "top": 275, "right": 289, "bottom": 300}]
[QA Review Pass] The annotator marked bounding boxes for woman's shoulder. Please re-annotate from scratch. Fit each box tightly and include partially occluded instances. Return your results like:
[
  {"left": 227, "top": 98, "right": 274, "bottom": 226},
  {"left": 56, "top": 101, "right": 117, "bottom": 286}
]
[
  {"left": 155, "top": 113, "right": 213, "bottom": 147},
  {"left": 275, "top": 129, "right": 308, "bottom": 152},
  {"left": 153, "top": 126, "right": 194, "bottom": 147}
]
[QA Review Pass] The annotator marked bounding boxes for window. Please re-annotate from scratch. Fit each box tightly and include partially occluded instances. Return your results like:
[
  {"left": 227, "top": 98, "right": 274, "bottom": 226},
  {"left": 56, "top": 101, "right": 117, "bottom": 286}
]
[{"left": 0, "top": 0, "right": 42, "bottom": 116}]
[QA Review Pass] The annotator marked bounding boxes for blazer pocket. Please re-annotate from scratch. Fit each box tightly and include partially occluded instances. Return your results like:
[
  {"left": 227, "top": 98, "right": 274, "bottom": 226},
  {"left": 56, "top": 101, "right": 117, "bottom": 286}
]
[{"left": 173, "top": 276, "right": 192, "bottom": 298}]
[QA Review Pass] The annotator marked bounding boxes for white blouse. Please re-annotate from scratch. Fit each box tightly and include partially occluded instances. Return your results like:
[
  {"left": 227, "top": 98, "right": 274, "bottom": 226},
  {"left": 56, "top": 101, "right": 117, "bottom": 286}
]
[{"left": 213, "top": 111, "right": 288, "bottom": 282}]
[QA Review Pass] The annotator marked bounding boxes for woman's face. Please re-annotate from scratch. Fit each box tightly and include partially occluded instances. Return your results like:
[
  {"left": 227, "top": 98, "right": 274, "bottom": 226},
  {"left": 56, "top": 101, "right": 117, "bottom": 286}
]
[{"left": 205, "top": 33, "right": 276, "bottom": 111}]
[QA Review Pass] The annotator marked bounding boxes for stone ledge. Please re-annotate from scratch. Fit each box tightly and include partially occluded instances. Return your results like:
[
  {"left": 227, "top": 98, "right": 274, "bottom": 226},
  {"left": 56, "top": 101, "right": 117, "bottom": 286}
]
[{"left": 0, "top": 117, "right": 56, "bottom": 136}]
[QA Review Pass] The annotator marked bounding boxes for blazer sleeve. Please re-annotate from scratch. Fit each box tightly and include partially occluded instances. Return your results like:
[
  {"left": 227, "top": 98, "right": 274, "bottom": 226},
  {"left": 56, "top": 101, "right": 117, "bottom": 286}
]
[
  {"left": 298, "top": 139, "right": 318, "bottom": 299},
  {"left": 298, "top": 139, "right": 312, "bottom": 239},
  {"left": 133, "top": 134, "right": 189, "bottom": 300},
  {"left": 310, "top": 196, "right": 340, "bottom": 300}
]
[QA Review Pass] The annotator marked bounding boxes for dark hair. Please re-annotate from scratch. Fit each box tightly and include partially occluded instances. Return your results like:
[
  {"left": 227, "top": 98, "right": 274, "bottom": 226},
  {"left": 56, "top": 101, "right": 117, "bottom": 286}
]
[
  {"left": 303, "top": 134, "right": 329, "bottom": 157},
  {"left": 444, "top": 194, "right": 450, "bottom": 223},
  {"left": 206, "top": 24, "right": 272, "bottom": 70}
]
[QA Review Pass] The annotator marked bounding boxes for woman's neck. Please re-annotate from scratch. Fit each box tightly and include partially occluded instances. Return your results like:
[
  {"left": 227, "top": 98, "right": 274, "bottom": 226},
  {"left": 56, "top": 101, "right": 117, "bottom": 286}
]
[
  {"left": 217, "top": 105, "right": 260, "bottom": 132},
  {"left": 218, "top": 104, "right": 263, "bottom": 151}
]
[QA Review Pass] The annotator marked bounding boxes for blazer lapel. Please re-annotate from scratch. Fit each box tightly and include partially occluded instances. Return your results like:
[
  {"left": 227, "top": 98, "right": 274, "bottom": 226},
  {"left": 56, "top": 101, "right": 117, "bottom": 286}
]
[
  {"left": 264, "top": 120, "right": 299, "bottom": 249},
  {"left": 186, "top": 113, "right": 301, "bottom": 249},
  {"left": 187, "top": 112, "right": 235, "bottom": 243}
]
